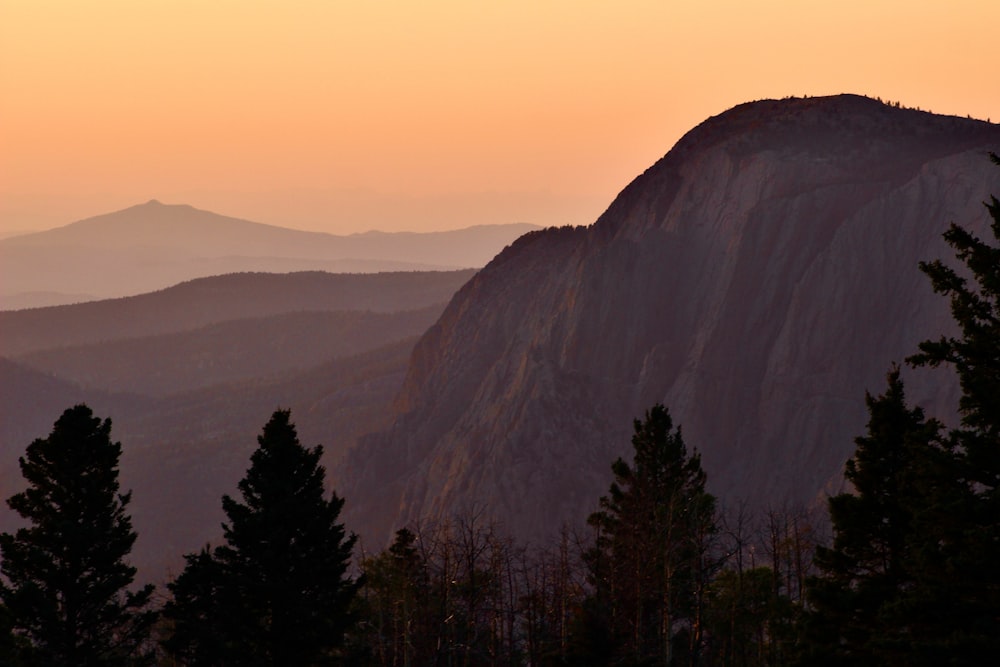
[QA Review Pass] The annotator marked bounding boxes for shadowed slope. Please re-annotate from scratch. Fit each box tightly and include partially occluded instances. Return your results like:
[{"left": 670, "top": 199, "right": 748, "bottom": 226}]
[
  {"left": 0, "top": 270, "right": 474, "bottom": 356},
  {"left": 17, "top": 306, "right": 445, "bottom": 397}
]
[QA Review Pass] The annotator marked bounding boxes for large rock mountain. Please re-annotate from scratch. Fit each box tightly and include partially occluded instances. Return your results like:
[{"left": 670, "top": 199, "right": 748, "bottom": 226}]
[{"left": 341, "top": 95, "right": 1000, "bottom": 545}]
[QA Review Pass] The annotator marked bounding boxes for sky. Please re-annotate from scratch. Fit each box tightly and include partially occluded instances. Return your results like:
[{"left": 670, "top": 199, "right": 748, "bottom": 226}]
[{"left": 1, "top": 1, "right": 998, "bottom": 236}]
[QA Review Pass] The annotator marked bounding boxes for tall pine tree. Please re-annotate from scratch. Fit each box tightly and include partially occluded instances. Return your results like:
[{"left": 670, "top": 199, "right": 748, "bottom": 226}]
[
  {"left": 163, "top": 409, "right": 360, "bottom": 666},
  {"left": 802, "top": 154, "right": 1000, "bottom": 666},
  {"left": 0, "top": 404, "right": 155, "bottom": 665},
  {"left": 898, "top": 152, "right": 1000, "bottom": 663},
  {"left": 910, "top": 152, "right": 1000, "bottom": 485},
  {"left": 583, "top": 404, "right": 717, "bottom": 667},
  {"left": 801, "top": 367, "right": 941, "bottom": 665}
]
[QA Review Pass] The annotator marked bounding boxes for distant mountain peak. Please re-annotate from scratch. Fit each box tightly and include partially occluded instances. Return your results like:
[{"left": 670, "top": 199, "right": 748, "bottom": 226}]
[
  {"left": 130, "top": 199, "right": 194, "bottom": 213},
  {"left": 0, "top": 201, "right": 538, "bottom": 306}
]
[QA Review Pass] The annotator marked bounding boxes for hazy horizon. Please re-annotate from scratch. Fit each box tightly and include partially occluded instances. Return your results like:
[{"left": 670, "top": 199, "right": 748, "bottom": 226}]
[
  {"left": 2, "top": 1, "right": 998, "bottom": 236},
  {"left": 0, "top": 189, "right": 596, "bottom": 237}
]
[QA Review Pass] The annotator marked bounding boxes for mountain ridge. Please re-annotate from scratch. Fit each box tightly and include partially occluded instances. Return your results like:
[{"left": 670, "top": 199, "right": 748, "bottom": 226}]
[
  {"left": 17, "top": 305, "right": 446, "bottom": 397},
  {"left": 7, "top": 199, "right": 539, "bottom": 250},
  {"left": 0, "top": 202, "right": 536, "bottom": 307},
  {"left": 0, "top": 270, "right": 475, "bottom": 356},
  {"left": 0, "top": 269, "right": 471, "bottom": 581}
]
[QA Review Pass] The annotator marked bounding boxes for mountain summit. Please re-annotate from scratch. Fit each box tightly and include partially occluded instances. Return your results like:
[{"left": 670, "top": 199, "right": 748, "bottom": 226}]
[
  {"left": 341, "top": 95, "right": 1000, "bottom": 544},
  {"left": 0, "top": 203, "right": 538, "bottom": 308}
]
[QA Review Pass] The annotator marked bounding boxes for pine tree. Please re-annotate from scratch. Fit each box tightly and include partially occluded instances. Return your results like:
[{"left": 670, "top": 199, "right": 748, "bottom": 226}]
[
  {"left": 160, "top": 548, "right": 231, "bottom": 666},
  {"left": 0, "top": 404, "right": 156, "bottom": 665},
  {"left": 583, "top": 404, "right": 717, "bottom": 666},
  {"left": 800, "top": 368, "right": 941, "bottom": 665},
  {"left": 801, "top": 154, "right": 1000, "bottom": 666},
  {"left": 897, "top": 152, "right": 1000, "bottom": 663},
  {"left": 163, "top": 409, "right": 360, "bottom": 666},
  {"left": 909, "top": 152, "right": 1000, "bottom": 484}
]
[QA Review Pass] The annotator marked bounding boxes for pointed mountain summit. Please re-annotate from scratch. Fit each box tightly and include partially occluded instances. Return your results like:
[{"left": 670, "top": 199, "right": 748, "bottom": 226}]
[
  {"left": 0, "top": 202, "right": 538, "bottom": 307},
  {"left": 8, "top": 200, "right": 304, "bottom": 252},
  {"left": 341, "top": 95, "right": 1000, "bottom": 545}
]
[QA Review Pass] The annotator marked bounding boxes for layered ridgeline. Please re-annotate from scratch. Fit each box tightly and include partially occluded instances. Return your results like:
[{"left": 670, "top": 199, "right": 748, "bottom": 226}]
[
  {"left": 1, "top": 270, "right": 474, "bottom": 581},
  {"left": 341, "top": 95, "right": 1000, "bottom": 545},
  {"left": 0, "top": 201, "right": 537, "bottom": 308}
]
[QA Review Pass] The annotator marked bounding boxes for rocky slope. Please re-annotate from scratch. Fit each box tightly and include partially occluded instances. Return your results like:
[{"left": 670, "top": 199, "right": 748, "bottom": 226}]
[{"left": 340, "top": 95, "right": 1000, "bottom": 545}]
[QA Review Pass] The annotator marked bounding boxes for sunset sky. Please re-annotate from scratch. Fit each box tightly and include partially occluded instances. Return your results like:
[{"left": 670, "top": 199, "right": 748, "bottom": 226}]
[{"left": 2, "top": 1, "right": 997, "bottom": 235}]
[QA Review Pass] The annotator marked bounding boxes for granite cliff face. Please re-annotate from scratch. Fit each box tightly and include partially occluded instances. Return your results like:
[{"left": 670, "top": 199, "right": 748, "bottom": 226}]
[{"left": 341, "top": 95, "right": 1000, "bottom": 544}]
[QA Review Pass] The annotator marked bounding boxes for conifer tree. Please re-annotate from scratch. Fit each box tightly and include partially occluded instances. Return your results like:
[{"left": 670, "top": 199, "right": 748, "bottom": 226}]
[
  {"left": 801, "top": 154, "right": 1000, "bottom": 666},
  {"left": 800, "top": 368, "right": 940, "bottom": 665},
  {"left": 161, "top": 548, "right": 230, "bottom": 665},
  {"left": 583, "top": 404, "right": 717, "bottom": 666},
  {"left": 163, "top": 409, "right": 360, "bottom": 666},
  {"left": 0, "top": 404, "right": 155, "bottom": 665},
  {"left": 897, "top": 152, "right": 1000, "bottom": 663},
  {"left": 909, "top": 152, "right": 1000, "bottom": 484}
]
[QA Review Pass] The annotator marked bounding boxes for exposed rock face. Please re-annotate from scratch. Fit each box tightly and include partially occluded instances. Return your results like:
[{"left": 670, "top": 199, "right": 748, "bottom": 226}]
[{"left": 341, "top": 95, "right": 1000, "bottom": 545}]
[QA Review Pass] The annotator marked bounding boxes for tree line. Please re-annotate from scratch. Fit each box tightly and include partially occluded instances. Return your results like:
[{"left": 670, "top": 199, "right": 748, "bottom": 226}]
[
  {"left": 2, "top": 154, "right": 999, "bottom": 665},
  {"left": 0, "top": 403, "right": 820, "bottom": 666}
]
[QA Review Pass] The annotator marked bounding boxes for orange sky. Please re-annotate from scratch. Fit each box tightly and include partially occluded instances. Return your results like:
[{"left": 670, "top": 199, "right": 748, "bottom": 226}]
[{"left": 2, "top": 1, "right": 997, "bottom": 235}]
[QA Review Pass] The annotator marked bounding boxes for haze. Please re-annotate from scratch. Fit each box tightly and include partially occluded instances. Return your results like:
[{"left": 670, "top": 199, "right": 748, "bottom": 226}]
[{"left": 2, "top": 1, "right": 997, "bottom": 235}]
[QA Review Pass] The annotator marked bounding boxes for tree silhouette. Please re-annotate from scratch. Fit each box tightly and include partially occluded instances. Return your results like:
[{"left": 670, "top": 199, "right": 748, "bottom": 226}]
[
  {"left": 0, "top": 404, "right": 155, "bottom": 665},
  {"left": 800, "top": 154, "right": 1000, "bottom": 666},
  {"left": 164, "top": 409, "right": 360, "bottom": 665},
  {"left": 583, "top": 404, "right": 717, "bottom": 666},
  {"left": 800, "top": 368, "right": 941, "bottom": 665},
  {"left": 909, "top": 152, "right": 1000, "bottom": 486},
  {"left": 897, "top": 152, "right": 1000, "bottom": 663}
]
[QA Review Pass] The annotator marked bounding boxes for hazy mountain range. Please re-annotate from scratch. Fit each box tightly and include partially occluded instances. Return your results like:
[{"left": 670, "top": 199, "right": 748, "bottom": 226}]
[
  {"left": 3, "top": 94, "right": 999, "bottom": 585},
  {"left": 0, "top": 202, "right": 537, "bottom": 309},
  {"left": 0, "top": 270, "right": 474, "bottom": 579}
]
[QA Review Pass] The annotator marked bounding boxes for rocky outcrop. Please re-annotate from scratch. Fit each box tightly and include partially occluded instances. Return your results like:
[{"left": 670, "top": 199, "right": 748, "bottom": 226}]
[{"left": 341, "top": 95, "right": 1000, "bottom": 545}]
